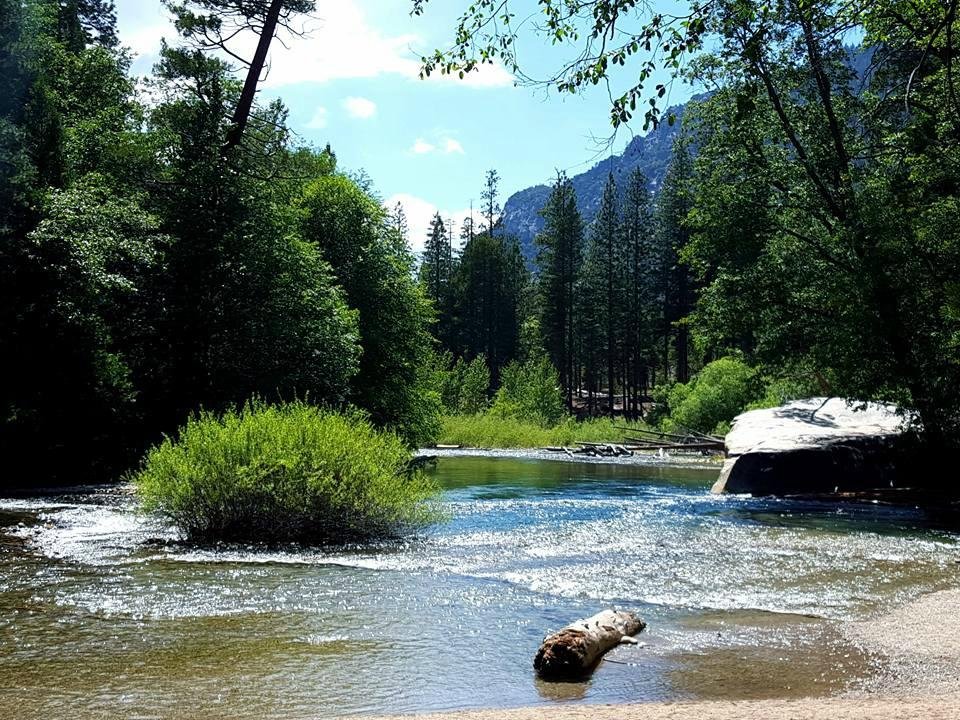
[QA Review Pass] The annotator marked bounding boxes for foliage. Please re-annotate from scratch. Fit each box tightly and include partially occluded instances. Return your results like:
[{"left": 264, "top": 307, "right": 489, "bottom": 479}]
[
  {"left": 438, "top": 353, "right": 490, "bottom": 416},
  {"left": 452, "top": 229, "right": 527, "bottom": 379},
  {"left": 0, "top": 0, "right": 434, "bottom": 488},
  {"left": 680, "top": 1, "right": 960, "bottom": 447},
  {"left": 146, "top": 44, "right": 361, "bottom": 424},
  {"left": 135, "top": 400, "right": 440, "bottom": 543},
  {"left": 490, "top": 357, "right": 565, "bottom": 428},
  {"left": 656, "top": 357, "right": 762, "bottom": 436},
  {"left": 299, "top": 175, "right": 441, "bottom": 447},
  {"left": 656, "top": 137, "right": 695, "bottom": 385},
  {"left": 413, "top": 0, "right": 710, "bottom": 129},
  {"left": 438, "top": 413, "right": 652, "bottom": 449},
  {"left": 536, "top": 173, "right": 584, "bottom": 411},
  {"left": 577, "top": 172, "right": 622, "bottom": 415},
  {"left": 419, "top": 212, "right": 456, "bottom": 349}
]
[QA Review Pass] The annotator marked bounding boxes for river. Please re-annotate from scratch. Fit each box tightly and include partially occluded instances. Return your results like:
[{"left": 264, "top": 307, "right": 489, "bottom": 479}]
[{"left": 1, "top": 456, "right": 958, "bottom": 718}]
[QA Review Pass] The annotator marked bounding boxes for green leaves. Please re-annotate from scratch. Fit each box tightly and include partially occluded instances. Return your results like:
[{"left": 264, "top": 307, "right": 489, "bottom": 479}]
[{"left": 134, "top": 400, "right": 440, "bottom": 543}]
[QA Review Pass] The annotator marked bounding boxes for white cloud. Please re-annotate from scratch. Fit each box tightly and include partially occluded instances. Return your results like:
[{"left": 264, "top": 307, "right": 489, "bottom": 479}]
[
  {"left": 411, "top": 136, "right": 465, "bottom": 156},
  {"left": 343, "top": 96, "right": 377, "bottom": 119},
  {"left": 385, "top": 193, "right": 474, "bottom": 255},
  {"left": 306, "top": 106, "right": 329, "bottom": 129},
  {"left": 411, "top": 138, "right": 436, "bottom": 154},
  {"left": 443, "top": 138, "right": 465, "bottom": 155},
  {"left": 114, "top": 0, "right": 513, "bottom": 89}
]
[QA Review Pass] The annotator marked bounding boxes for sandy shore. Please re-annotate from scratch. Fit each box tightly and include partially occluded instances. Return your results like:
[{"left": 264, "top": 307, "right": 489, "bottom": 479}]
[
  {"left": 368, "top": 697, "right": 960, "bottom": 720},
  {"left": 364, "top": 589, "right": 960, "bottom": 720}
]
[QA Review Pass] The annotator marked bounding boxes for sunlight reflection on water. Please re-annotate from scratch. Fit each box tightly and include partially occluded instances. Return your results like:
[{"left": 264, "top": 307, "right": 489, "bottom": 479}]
[{"left": 0, "top": 457, "right": 957, "bottom": 718}]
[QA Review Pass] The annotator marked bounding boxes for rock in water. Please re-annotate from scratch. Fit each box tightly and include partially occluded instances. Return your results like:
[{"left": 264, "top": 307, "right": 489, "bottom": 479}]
[
  {"left": 534, "top": 609, "right": 646, "bottom": 679},
  {"left": 712, "top": 398, "right": 908, "bottom": 496}
]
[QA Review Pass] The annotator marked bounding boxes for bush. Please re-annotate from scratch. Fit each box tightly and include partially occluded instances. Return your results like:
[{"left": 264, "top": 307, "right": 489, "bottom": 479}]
[
  {"left": 490, "top": 358, "right": 565, "bottom": 428},
  {"left": 439, "top": 354, "right": 490, "bottom": 415},
  {"left": 134, "top": 400, "right": 440, "bottom": 543},
  {"left": 659, "top": 356, "right": 763, "bottom": 435},
  {"left": 438, "top": 413, "right": 652, "bottom": 448}
]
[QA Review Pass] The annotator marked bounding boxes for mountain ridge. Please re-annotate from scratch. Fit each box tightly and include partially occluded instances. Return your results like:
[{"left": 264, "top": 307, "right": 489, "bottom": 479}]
[{"left": 501, "top": 97, "right": 696, "bottom": 261}]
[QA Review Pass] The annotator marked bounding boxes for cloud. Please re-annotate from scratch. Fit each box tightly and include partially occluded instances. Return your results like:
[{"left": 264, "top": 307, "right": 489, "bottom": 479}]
[
  {"left": 443, "top": 138, "right": 465, "bottom": 154},
  {"left": 343, "top": 96, "right": 377, "bottom": 119},
  {"left": 411, "top": 136, "right": 465, "bottom": 156},
  {"left": 114, "top": 0, "right": 513, "bottom": 89},
  {"left": 385, "top": 193, "right": 474, "bottom": 255},
  {"left": 411, "top": 138, "right": 435, "bottom": 154},
  {"left": 257, "top": 3, "right": 515, "bottom": 89},
  {"left": 305, "top": 106, "right": 329, "bottom": 129}
]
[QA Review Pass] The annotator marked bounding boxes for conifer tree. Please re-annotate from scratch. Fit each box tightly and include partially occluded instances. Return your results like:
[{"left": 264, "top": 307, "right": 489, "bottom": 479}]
[
  {"left": 620, "top": 167, "right": 656, "bottom": 417},
  {"left": 420, "top": 213, "right": 455, "bottom": 349},
  {"left": 579, "top": 173, "right": 622, "bottom": 416},
  {"left": 535, "top": 173, "right": 583, "bottom": 412},
  {"left": 480, "top": 169, "right": 501, "bottom": 236},
  {"left": 656, "top": 137, "right": 695, "bottom": 384}
]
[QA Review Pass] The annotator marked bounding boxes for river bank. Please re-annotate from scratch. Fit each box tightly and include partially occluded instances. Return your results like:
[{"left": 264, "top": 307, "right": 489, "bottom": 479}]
[
  {"left": 366, "top": 588, "right": 960, "bottom": 720},
  {"left": 419, "top": 446, "right": 722, "bottom": 469}
]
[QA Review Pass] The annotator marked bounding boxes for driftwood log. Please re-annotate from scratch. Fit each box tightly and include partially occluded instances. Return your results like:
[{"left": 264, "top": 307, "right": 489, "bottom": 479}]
[{"left": 533, "top": 609, "right": 646, "bottom": 679}]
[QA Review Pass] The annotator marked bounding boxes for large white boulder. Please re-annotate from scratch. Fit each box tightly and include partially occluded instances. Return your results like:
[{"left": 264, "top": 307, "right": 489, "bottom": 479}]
[{"left": 712, "top": 398, "right": 909, "bottom": 495}]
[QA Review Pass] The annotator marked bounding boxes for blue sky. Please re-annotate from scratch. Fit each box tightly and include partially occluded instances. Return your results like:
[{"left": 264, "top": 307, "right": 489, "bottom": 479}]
[{"left": 115, "top": 0, "right": 693, "bottom": 250}]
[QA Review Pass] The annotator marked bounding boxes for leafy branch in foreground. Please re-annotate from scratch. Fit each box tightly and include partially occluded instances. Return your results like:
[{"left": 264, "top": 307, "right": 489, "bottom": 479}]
[{"left": 412, "top": 0, "right": 712, "bottom": 129}]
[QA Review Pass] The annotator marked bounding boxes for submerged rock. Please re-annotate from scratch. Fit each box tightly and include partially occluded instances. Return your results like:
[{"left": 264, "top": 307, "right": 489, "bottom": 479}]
[{"left": 712, "top": 398, "right": 908, "bottom": 496}]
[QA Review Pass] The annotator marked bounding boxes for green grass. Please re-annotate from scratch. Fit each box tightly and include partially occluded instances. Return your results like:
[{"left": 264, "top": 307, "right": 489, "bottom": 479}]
[
  {"left": 436, "top": 413, "right": 653, "bottom": 448},
  {"left": 134, "top": 400, "right": 441, "bottom": 543}
]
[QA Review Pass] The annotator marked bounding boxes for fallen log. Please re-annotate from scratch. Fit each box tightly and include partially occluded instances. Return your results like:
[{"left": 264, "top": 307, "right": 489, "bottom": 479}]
[{"left": 533, "top": 609, "right": 646, "bottom": 679}]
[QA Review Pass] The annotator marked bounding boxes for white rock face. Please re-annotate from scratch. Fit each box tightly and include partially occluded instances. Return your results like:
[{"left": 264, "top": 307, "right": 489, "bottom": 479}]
[
  {"left": 712, "top": 398, "right": 908, "bottom": 495},
  {"left": 724, "top": 398, "right": 906, "bottom": 455}
]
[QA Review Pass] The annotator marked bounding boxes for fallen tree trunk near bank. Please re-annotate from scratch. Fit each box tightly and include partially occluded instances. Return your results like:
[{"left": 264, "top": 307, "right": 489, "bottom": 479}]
[{"left": 534, "top": 609, "right": 646, "bottom": 679}]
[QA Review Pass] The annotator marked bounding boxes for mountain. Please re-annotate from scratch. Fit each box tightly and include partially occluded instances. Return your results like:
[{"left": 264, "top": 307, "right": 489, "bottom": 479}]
[{"left": 501, "top": 98, "right": 695, "bottom": 262}]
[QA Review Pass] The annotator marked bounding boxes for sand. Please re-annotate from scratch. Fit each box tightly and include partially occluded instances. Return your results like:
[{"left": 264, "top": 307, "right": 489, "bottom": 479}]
[{"left": 363, "top": 589, "right": 960, "bottom": 720}]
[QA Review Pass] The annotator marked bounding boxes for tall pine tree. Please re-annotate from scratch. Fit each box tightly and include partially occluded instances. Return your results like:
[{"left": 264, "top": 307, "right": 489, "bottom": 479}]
[
  {"left": 420, "top": 212, "right": 456, "bottom": 349},
  {"left": 536, "top": 173, "right": 584, "bottom": 412},
  {"left": 620, "top": 167, "right": 657, "bottom": 417},
  {"left": 656, "top": 136, "right": 695, "bottom": 384},
  {"left": 579, "top": 173, "right": 623, "bottom": 416}
]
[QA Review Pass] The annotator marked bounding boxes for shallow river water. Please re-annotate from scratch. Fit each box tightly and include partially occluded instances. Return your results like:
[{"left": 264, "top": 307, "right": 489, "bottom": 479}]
[{"left": 2, "top": 456, "right": 959, "bottom": 718}]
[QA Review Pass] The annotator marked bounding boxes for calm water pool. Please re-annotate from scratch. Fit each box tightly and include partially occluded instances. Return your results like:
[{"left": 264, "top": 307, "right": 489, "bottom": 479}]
[{"left": 1, "top": 456, "right": 958, "bottom": 718}]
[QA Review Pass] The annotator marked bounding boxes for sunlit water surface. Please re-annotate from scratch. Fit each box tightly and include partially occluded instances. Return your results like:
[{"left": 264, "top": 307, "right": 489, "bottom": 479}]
[{"left": 2, "top": 457, "right": 959, "bottom": 718}]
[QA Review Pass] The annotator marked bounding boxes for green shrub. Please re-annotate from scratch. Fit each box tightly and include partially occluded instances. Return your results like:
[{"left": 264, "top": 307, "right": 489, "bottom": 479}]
[
  {"left": 439, "top": 354, "right": 490, "bottom": 415},
  {"left": 745, "top": 374, "right": 822, "bottom": 411},
  {"left": 660, "top": 356, "right": 763, "bottom": 435},
  {"left": 490, "top": 357, "right": 565, "bottom": 428},
  {"left": 134, "top": 400, "right": 440, "bottom": 543},
  {"left": 438, "top": 413, "right": 651, "bottom": 448}
]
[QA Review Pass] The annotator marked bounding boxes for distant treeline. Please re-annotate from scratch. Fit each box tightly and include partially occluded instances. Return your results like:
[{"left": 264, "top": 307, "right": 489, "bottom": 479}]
[{"left": 418, "top": 153, "right": 697, "bottom": 421}]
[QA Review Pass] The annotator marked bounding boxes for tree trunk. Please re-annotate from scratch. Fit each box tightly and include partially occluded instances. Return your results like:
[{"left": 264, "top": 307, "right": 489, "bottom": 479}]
[
  {"left": 533, "top": 609, "right": 646, "bottom": 679},
  {"left": 221, "top": 0, "right": 283, "bottom": 156}
]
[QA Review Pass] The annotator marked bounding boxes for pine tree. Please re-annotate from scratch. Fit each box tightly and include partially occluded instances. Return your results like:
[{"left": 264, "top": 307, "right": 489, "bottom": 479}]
[
  {"left": 390, "top": 202, "right": 408, "bottom": 244},
  {"left": 480, "top": 169, "right": 501, "bottom": 236},
  {"left": 420, "top": 213, "right": 455, "bottom": 349},
  {"left": 453, "top": 230, "right": 526, "bottom": 380},
  {"left": 619, "top": 168, "right": 658, "bottom": 417},
  {"left": 656, "top": 137, "right": 695, "bottom": 384},
  {"left": 535, "top": 173, "right": 584, "bottom": 412},
  {"left": 579, "top": 173, "right": 622, "bottom": 416}
]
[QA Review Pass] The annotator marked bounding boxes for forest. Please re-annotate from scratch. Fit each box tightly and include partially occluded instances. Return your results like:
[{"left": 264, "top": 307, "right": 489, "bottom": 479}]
[
  {"left": 2, "top": 0, "right": 959, "bottom": 504},
  {"left": 4, "top": 3, "right": 960, "bottom": 716}
]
